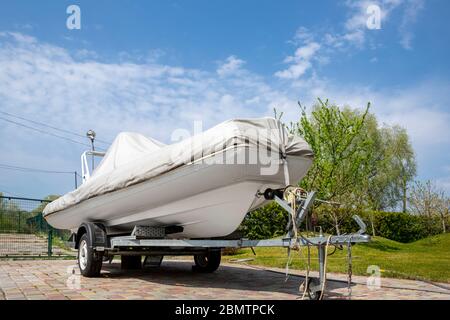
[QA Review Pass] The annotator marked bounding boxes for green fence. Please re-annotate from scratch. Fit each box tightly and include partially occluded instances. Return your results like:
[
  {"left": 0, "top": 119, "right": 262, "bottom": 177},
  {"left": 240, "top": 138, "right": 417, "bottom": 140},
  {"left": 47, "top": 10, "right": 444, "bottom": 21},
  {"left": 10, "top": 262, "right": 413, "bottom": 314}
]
[{"left": 0, "top": 196, "right": 74, "bottom": 258}]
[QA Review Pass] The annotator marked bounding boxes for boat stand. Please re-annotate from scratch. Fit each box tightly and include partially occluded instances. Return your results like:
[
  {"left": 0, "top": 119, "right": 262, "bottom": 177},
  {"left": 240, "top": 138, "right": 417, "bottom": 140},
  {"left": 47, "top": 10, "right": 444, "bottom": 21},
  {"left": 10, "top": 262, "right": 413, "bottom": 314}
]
[{"left": 98, "top": 191, "right": 371, "bottom": 299}]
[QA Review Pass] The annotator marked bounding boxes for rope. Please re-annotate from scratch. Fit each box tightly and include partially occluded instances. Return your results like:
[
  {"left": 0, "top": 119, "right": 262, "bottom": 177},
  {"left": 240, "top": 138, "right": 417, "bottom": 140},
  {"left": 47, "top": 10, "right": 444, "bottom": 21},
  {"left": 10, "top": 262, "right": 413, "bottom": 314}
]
[
  {"left": 282, "top": 187, "right": 315, "bottom": 299},
  {"left": 284, "top": 187, "right": 299, "bottom": 241},
  {"left": 299, "top": 244, "right": 311, "bottom": 300},
  {"left": 283, "top": 187, "right": 309, "bottom": 239},
  {"left": 279, "top": 188, "right": 339, "bottom": 300},
  {"left": 283, "top": 186, "right": 302, "bottom": 280},
  {"left": 347, "top": 236, "right": 353, "bottom": 300},
  {"left": 318, "top": 235, "right": 333, "bottom": 300},
  {"left": 285, "top": 246, "right": 293, "bottom": 281}
]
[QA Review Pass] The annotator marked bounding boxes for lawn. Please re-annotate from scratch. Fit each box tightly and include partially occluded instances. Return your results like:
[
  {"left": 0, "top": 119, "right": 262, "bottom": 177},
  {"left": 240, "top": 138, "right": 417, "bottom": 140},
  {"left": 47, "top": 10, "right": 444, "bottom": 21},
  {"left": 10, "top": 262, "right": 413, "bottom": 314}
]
[{"left": 222, "top": 233, "right": 450, "bottom": 283}]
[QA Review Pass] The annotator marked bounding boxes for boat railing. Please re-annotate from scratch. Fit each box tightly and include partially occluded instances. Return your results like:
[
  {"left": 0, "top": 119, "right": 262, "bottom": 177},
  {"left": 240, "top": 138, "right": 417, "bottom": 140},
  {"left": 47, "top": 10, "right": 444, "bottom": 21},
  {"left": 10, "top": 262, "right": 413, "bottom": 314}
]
[{"left": 81, "top": 150, "right": 106, "bottom": 184}]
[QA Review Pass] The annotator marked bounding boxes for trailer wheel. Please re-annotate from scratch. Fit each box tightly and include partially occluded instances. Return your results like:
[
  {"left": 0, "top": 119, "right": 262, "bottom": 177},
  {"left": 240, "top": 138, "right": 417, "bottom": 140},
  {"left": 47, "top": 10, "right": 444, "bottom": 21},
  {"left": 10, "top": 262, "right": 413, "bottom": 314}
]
[
  {"left": 78, "top": 233, "right": 103, "bottom": 277},
  {"left": 306, "top": 278, "right": 322, "bottom": 300},
  {"left": 193, "top": 250, "right": 221, "bottom": 273}
]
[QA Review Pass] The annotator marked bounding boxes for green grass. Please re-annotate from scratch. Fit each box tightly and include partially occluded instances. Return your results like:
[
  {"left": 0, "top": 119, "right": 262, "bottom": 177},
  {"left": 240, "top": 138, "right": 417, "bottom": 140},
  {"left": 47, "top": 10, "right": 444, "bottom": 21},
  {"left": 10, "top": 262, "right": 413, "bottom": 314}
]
[{"left": 222, "top": 233, "right": 450, "bottom": 283}]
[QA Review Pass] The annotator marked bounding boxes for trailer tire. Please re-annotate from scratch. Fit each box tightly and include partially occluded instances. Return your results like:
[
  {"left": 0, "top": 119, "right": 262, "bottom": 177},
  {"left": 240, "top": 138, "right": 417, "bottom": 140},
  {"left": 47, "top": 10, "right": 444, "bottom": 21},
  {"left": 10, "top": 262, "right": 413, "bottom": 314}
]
[
  {"left": 193, "top": 250, "right": 221, "bottom": 273},
  {"left": 78, "top": 233, "right": 103, "bottom": 277},
  {"left": 307, "top": 278, "right": 322, "bottom": 300}
]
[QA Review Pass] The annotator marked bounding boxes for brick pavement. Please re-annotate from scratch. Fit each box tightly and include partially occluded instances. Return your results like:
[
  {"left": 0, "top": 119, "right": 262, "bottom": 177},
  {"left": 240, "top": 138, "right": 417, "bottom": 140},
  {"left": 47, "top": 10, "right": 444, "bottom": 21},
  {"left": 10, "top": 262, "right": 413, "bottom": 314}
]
[{"left": 0, "top": 259, "right": 449, "bottom": 300}]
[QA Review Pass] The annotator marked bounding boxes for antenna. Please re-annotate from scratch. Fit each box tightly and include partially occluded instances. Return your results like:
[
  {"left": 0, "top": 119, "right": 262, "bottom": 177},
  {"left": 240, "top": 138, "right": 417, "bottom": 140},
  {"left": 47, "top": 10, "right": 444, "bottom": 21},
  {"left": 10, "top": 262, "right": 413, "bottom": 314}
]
[{"left": 86, "top": 129, "right": 96, "bottom": 172}]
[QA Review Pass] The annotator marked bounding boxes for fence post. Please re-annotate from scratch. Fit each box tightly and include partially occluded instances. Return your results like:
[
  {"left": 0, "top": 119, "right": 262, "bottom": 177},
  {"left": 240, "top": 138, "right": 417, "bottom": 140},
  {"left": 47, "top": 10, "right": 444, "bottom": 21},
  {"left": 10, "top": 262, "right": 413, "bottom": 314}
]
[
  {"left": 18, "top": 211, "right": 21, "bottom": 232},
  {"left": 48, "top": 229, "right": 53, "bottom": 257},
  {"left": 40, "top": 213, "right": 44, "bottom": 232}
]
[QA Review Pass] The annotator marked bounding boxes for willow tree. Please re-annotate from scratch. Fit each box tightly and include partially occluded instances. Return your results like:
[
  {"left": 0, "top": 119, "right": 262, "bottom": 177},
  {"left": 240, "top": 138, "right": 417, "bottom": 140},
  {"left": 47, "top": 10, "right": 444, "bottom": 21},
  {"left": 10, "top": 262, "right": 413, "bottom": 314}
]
[{"left": 368, "top": 125, "right": 416, "bottom": 212}]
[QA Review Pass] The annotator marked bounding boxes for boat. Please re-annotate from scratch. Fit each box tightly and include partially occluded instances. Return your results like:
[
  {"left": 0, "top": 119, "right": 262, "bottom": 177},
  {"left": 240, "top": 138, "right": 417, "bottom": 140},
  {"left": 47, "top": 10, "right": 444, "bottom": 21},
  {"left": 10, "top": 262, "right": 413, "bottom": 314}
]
[{"left": 43, "top": 117, "right": 314, "bottom": 238}]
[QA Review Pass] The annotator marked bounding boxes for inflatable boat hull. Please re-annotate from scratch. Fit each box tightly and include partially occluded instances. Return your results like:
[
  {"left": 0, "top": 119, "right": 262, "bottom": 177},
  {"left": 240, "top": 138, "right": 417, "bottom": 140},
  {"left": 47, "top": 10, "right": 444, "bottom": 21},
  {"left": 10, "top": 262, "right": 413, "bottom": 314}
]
[{"left": 45, "top": 150, "right": 312, "bottom": 238}]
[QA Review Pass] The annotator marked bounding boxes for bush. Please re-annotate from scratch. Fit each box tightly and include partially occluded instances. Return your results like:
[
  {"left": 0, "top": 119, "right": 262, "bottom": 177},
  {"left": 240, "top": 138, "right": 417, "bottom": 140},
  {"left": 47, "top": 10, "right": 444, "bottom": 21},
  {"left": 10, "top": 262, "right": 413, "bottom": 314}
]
[
  {"left": 379, "top": 212, "right": 438, "bottom": 242},
  {"left": 240, "top": 203, "right": 288, "bottom": 240},
  {"left": 240, "top": 205, "right": 446, "bottom": 243},
  {"left": 314, "top": 209, "right": 444, "bottom": 243}
]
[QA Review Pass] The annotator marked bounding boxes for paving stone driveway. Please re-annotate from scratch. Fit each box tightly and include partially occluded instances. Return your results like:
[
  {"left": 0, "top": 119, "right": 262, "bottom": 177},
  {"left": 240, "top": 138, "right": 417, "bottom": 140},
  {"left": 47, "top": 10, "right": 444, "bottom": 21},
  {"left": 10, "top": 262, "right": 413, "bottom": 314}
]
[{"left": 0, "top": 259, "right": 449, "bottom": 300}]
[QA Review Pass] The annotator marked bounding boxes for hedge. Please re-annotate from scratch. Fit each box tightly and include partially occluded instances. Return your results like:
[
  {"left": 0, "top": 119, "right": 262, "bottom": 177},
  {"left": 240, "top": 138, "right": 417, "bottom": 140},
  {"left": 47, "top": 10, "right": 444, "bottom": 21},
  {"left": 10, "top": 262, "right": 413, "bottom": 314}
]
[
  {"left": 240, "top": 204, "right": 448, "bottom": 243},
  {"left": 240, "top": 203, "right": 288, "bottom": 240}
]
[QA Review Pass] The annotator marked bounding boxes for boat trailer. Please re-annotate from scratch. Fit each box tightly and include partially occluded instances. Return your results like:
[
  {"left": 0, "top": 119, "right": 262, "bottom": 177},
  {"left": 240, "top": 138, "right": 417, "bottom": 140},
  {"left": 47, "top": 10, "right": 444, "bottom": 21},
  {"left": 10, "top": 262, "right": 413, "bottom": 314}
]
[{"left": 76, "top": 190, "right": 371, "bottom": 299}]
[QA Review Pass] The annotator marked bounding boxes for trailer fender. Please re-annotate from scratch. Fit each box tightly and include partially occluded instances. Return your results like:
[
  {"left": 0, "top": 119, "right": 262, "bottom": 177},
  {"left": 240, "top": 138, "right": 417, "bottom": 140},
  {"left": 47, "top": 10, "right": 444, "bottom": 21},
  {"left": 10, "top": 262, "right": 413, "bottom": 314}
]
[{"left": 75, "top": 222, "right": 107, "bottom": 249}]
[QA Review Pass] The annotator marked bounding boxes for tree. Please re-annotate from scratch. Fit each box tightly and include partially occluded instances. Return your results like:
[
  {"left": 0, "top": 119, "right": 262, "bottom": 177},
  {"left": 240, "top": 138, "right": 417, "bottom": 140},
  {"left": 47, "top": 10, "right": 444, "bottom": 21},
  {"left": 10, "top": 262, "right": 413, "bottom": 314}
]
[
  {"left": 290, "top": 99, "right": 376, "bottom": 234},
  {"left": 288, "top": 98, "right": 417, "bottom": 234},
  {"left": 436, "top": 197, "right": 449, "bottom": 233},
  {"left": 292, "top": 99, "right": 373, "bottom": 202},
  {"left": 244, "top": 98, "right": 417, "bottom": 239},
  {"left": 366, "top": 125, "right": 416, "bottom": 212},
  {"left": 408, "top": 180, "right": 448, "bottom": 233}
]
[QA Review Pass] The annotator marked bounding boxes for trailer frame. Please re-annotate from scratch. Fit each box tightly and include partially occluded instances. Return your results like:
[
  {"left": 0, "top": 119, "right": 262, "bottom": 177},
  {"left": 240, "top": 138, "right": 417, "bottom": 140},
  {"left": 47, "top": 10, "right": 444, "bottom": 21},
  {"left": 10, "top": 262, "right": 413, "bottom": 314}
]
[{"left": 75, "top": 191, "right": 370, "bottom": 299}]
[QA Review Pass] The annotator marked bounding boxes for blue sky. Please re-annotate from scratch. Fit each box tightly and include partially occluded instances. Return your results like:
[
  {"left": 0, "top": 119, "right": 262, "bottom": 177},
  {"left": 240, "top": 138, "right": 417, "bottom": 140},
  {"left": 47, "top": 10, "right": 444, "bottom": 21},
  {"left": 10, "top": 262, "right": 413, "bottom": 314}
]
[{"left": 0, "top": 0, "right": 449, "bottom": 199}]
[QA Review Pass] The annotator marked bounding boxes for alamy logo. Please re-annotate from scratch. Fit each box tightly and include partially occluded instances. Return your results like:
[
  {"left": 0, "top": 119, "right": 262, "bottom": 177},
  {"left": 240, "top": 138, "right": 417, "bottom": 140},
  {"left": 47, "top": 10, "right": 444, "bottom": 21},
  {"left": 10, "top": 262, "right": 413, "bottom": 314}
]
[
  {"left": 366, "top": 265, "right": 381, "bottom": 290},
  {"left": 66, "top": 5, "right": 81, "bottom": 30},
  {"left": 169, "top": 121, "right": 286, "bottom": 176},
  {"left": 366, "top": 4, "right": 382, "bottom": 30},
  {"left": 66, "top": 265, "right": 81, "bottom": 290}
]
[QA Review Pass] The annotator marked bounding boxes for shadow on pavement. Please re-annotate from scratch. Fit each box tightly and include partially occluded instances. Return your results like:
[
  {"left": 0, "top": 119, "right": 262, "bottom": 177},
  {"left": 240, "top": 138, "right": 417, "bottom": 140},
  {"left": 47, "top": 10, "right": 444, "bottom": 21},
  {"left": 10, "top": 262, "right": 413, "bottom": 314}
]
[{"left": 100, "top": 260, "right": 350, "bottom": 298}]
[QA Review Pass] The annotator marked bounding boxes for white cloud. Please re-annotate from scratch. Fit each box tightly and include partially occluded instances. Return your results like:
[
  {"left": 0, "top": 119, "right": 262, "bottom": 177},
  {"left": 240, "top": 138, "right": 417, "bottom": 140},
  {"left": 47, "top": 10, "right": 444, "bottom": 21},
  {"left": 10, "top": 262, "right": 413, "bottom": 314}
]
[
  {"left": 284, "top": 77, "right": 450, "bottom": 193},
  {"left": 292, "top": 42, "right": 321, "bottom": 61},
  {"left": 290, "top": 27, "right": 315, "bottom": 45},
  {"left": 0, "top": 30, "right": 448, "bottom": 197},
  {"left": 0, "top": 33, "right": 274, "bottom": 141},
  {"left": 297, "top": 78, "right": 450, "bottom": 150},
  {"left": 275, "top": 60, "right": 312, "bottom": 80},
  {"left": 275, "top": 42, "right": 320, "bottom": 80},
  {"left": 315, "top": 0, "right": 423, "bottom": 52},
  {"left": 216, "top": 55, "right": 246, "bottom": 77},
  {"left": 275, "top": 1, "right": 422, "bottom": 81},
  {"left": 0, "top": 31, "right": 37, "bottom": 44},
  {"left": 399, "top": 0, "right": 425, "bottom": 49},
  {"left": 269, "top": 2, "right": 431, "bottom": 128},
  {"left": 75, "top": 48, "right": 99, "bottom": 60},
  {"left": 331, "top": 0, "right": 403, "bottom": 49},
  {"left": 0, "top": 32, "right": 293, "bottom": 196}
]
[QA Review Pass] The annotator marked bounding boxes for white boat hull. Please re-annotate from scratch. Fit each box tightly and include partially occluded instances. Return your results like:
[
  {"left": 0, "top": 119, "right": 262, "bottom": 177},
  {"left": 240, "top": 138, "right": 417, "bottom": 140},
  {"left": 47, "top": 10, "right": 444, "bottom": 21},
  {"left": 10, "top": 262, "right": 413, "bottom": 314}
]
[{"left": 45, "top": 149, "right": 312, "bottom": 238}]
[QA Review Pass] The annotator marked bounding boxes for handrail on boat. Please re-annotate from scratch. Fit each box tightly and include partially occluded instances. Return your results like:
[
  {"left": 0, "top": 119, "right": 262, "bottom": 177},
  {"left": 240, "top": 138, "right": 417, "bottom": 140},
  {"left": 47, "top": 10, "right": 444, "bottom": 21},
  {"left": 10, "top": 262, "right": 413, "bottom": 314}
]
[{"left": 81, "top": 150, "right": 106, "bottom": 184}]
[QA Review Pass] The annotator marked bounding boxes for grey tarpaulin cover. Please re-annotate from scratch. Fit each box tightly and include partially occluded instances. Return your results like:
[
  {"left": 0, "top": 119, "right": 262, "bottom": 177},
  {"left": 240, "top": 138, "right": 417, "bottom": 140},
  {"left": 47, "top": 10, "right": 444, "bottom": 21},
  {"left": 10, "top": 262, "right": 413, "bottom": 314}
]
[{"left": 43, "top": 118, "right": 313, "bottom": 215}]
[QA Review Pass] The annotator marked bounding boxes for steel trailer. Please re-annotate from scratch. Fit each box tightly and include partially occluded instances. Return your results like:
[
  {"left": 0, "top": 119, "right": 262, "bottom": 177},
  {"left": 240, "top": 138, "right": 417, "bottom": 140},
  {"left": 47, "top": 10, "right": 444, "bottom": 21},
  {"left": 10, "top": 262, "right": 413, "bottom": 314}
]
[{"left": 72, "top": 189, "right": 371, "bottom": 299}]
